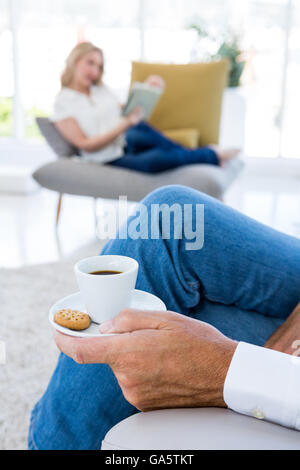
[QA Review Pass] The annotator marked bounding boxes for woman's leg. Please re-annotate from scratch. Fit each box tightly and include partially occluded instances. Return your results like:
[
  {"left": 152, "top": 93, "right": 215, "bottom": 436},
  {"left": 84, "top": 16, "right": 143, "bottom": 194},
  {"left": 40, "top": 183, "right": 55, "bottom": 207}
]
[
  {"left": 109, "top": 145, "right": 219, "bottom": 173},
  {"left": 124, "top": 121, "right": 220, "bottom": 169},
  {"left": 124, "top": 122, "right": 239, "bottom": 166},
  {"left": 125, "top": 121, "right": 186, "bottom": 153},
  {"left": 28, "top": 186, "right": 300, "bottom": 450}
]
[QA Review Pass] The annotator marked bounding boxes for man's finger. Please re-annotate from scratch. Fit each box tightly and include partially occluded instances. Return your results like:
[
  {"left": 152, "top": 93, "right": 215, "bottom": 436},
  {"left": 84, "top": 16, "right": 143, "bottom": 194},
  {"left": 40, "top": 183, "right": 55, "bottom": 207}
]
[
  {"left": 99, "top": 308, "right": 181, "bottom": 334},
  {"left": 54, "top": 330, "right": 119, "bottom": 364}
]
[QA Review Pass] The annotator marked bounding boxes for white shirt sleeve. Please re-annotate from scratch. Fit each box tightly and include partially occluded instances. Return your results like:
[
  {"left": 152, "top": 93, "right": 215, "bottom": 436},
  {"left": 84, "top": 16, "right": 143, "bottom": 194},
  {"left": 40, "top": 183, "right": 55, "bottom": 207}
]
[
  {"left": 50, "top": 90, "right": 74, "bottom": 122},
  {"left": 224, "top": 341, "right": 300, "bottom": 430}
]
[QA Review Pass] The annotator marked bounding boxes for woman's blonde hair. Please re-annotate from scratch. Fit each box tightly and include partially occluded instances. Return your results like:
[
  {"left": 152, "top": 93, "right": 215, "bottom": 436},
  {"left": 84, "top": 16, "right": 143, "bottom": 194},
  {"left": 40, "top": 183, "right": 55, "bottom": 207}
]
[{"left": 61, "top": 42, "right": 104, "bottom": 88}]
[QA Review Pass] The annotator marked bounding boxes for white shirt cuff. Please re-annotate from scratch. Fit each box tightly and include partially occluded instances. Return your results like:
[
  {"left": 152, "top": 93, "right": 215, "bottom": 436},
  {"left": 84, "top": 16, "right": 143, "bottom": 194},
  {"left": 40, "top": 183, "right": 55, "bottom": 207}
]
[{"left": 224, "top": 341, "right": 300, "bottom": 430}]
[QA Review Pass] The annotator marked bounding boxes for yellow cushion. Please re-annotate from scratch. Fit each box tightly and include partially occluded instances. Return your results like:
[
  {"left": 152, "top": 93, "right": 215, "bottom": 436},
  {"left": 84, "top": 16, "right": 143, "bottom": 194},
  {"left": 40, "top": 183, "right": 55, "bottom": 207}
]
[
  {"left": 163, "top": 128, "right": 200, "bottom": 149},
  {"left": 130, "top": 60, "right": 229, "bottom": 146}
]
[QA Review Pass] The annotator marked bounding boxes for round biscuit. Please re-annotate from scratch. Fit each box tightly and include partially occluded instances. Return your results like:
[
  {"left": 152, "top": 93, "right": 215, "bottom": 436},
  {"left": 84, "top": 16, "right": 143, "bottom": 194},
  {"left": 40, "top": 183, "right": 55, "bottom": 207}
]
[{"left": 54, "top": 309, "right": 91, "bottom": 331}]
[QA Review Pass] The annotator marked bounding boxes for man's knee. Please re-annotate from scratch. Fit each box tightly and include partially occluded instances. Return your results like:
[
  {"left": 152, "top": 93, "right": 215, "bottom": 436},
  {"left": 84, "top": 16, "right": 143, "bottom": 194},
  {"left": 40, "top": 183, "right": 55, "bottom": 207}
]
[{"left": 140, "top": 185, "right": 206, "bottom": 208}]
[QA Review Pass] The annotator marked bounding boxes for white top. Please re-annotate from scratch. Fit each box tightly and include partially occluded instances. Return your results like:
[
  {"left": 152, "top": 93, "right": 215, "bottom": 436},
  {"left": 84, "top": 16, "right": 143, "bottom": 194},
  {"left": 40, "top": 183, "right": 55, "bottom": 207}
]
[
  {"left": 50, "top": 85, "right": 126, "bottom": 163},
  {"left": 224, "top": 341, "right": 300, "bottom": 431}
]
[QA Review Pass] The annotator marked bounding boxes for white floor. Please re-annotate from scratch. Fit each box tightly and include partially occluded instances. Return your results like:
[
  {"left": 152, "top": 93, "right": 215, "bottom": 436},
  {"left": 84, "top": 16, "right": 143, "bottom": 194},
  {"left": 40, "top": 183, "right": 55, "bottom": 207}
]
[{"left": 0, "top": 171, "right": 299, "bottom": 269}]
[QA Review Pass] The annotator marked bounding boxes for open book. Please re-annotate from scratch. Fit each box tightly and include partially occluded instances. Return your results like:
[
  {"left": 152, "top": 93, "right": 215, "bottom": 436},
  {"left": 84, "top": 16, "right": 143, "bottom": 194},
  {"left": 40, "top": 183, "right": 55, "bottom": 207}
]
[{"left": 122, "top": 82, "right": 163, "bottom": 120}]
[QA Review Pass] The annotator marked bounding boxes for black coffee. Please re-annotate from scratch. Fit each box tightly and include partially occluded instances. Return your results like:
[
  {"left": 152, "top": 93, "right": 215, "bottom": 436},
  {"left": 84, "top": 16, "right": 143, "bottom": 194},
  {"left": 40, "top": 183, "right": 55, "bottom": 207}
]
[{"left": 89, "top": 270, "right": 122, "bottom": 275}]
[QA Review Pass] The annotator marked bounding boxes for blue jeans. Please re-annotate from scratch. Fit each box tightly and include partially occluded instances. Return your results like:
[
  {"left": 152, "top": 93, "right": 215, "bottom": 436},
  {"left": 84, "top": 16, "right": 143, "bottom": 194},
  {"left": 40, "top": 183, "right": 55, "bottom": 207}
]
[
  {"left": 108, "top": 122, "right": 219, "bottom": 173},
  {"left": 28, "top": 185, "right": 300, "bottom": 450}
]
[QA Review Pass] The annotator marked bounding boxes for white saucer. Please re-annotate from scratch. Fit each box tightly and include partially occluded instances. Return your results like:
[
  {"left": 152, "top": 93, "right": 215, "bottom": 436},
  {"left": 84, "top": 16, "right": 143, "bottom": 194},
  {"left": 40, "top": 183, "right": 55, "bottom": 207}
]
[{"left": 49, "top": 289, "right": 166, "bottom": 337}]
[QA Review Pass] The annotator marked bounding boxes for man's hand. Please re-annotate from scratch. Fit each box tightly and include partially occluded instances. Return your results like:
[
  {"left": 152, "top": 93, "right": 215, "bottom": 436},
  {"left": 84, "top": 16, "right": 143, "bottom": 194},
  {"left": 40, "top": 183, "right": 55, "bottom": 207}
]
[
  {"left": 54, "top": 309, "right": 237, "bottom": 412},
  {"left": 264, "top": 302, "right": 300, "bottom": 356}
]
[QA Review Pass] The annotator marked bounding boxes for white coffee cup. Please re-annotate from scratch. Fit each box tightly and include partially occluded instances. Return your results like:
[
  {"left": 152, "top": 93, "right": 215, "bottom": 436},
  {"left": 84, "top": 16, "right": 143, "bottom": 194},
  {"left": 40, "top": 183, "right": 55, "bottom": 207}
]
[{"left": 74, "top": 255, "right": 139, "bottom": 324}]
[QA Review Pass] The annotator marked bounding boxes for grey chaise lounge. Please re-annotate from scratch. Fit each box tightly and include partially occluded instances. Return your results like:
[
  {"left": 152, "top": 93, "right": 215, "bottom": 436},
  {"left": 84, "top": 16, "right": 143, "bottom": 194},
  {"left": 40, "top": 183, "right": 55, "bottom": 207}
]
[{"left": 33, "top": 118, "right": 244, "bottom": 225}]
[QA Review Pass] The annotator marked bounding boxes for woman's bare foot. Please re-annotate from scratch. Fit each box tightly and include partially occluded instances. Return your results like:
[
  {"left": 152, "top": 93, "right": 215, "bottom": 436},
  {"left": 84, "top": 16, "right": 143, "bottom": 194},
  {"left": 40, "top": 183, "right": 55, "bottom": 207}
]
[{"left": 208, "top": 144, "right": 241, "bottom": 164}]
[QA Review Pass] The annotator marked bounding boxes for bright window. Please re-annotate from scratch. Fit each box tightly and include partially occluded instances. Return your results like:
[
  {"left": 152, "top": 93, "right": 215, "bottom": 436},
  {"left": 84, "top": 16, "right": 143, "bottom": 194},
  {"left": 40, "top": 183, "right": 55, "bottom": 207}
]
[
  {"left": 12, "top": 0, "right": 140, "bottom": 138},
  {"left": 0, "top": 0, "right": 13, "bottom": 137},
  {"left": 0, "top": 0, "right": 299, "bottom": 159}
]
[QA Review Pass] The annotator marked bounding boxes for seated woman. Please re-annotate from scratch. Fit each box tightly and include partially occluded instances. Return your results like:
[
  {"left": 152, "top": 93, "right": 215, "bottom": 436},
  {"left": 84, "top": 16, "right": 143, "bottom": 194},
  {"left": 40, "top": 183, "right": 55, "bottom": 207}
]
[{"left": 51, "top": 42, "right": 240, "bottom": 174}]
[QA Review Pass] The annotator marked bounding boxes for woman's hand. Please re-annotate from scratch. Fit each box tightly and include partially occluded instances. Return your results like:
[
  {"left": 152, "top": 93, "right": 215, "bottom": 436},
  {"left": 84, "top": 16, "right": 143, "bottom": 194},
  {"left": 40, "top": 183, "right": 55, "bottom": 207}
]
[
  {"left": 145, "top": 75, "right": 165, "bottom": 90},
  {"left": 126, "top": 105, "right": 145, "bottom": 126},
  {"left": 54, "top": 308, "right": 237, "bottom": 411}
]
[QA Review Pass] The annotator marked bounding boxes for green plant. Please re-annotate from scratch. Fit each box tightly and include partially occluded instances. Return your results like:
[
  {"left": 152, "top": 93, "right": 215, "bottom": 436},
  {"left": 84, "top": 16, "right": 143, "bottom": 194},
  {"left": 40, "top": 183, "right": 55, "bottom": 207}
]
[
  {"left": 188, "top": 22, "right": 208, "bottom": 40},
  {"left": 213, "top": 38, "right": 245, "bottom": 88},
  {"left": 188, "top": 23, "right": 245, "bottom": 87}
]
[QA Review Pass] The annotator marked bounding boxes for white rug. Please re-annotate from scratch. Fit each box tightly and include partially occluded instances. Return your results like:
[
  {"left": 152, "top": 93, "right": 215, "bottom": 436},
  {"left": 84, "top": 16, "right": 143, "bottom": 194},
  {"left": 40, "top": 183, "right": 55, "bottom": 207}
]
[{"left": 0, "top": 239, "right": 105, "bottom": 450}]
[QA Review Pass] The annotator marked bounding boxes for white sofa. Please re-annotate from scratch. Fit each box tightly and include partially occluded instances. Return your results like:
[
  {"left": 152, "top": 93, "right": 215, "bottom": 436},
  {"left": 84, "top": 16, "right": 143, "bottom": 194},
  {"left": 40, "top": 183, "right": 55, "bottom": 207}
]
[{"left": 101, "top": 408, "right": 300, "bottom": 450}]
